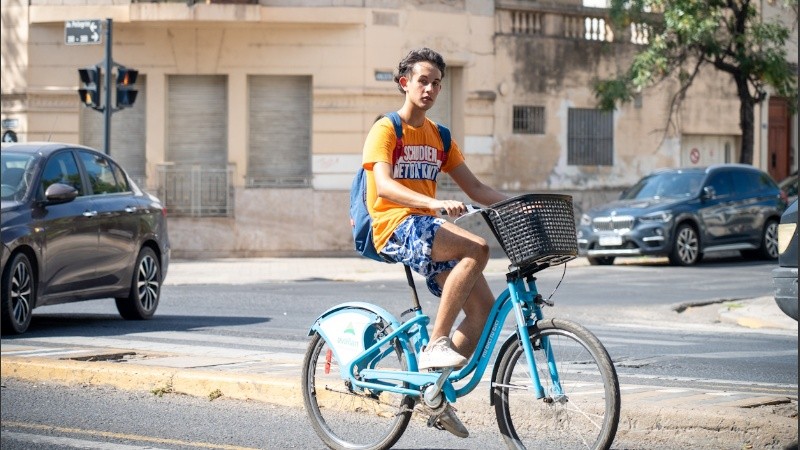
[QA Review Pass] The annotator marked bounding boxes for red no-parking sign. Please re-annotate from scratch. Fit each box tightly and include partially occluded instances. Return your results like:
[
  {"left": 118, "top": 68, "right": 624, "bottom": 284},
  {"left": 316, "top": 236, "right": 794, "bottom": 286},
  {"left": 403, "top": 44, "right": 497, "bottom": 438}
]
[{"left": 690, "top": 147, "right": 700, "bottom": 164}]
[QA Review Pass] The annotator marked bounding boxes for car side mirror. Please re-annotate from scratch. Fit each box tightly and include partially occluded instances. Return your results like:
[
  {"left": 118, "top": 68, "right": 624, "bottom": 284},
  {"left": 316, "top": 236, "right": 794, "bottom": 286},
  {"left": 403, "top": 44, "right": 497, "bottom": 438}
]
[
  {"left": 701, "top": 186, "right": 715, "bottom": 200},
  {"left": 44, "top": 183, "right": 79, "bottom": 204}
]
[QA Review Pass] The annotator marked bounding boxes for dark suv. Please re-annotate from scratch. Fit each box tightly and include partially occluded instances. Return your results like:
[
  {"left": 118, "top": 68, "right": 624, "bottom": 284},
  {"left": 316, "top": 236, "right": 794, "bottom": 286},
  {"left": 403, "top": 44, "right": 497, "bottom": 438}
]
[{"left": 577, "top": 164, "right": 787, "bottom": 266}]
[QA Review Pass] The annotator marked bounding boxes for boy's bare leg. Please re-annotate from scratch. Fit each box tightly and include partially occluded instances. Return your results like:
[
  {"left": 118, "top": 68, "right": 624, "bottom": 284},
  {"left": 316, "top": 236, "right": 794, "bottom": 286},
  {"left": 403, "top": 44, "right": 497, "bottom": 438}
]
[
  {"left": 451, "top": 275, "right": 494, "bottom": 356},
  {"left": 429, "top": 222, "right": 491, "bottom": 351}
]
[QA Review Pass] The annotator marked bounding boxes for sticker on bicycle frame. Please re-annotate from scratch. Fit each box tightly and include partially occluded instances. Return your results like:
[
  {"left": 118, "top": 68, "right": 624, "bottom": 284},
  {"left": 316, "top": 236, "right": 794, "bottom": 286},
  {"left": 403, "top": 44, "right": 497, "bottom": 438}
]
[{"left": 318, "top": 311, "right": 373, "bottom": 366}]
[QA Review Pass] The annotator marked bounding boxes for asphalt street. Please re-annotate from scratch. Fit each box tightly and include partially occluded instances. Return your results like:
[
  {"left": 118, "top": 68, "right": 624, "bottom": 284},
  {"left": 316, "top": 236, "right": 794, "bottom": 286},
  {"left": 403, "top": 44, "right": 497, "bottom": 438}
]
[{"left": 1, "top": 256, "right": 798, "bottom": 449}]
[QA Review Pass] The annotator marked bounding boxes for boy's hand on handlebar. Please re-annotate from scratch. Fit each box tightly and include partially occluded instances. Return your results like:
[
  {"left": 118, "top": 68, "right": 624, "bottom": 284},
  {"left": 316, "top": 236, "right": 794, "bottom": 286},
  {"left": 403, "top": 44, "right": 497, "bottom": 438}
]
[{"left": 432, "top": 200, "right": 467, "bottom": 218}]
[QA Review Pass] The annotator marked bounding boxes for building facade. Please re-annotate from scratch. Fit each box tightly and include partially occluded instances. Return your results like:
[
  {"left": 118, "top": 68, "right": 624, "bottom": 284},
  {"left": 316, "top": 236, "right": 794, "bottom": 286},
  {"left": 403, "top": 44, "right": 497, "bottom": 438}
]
[{"left": 2, "top": 0, "right": 796, "bottom": 257}]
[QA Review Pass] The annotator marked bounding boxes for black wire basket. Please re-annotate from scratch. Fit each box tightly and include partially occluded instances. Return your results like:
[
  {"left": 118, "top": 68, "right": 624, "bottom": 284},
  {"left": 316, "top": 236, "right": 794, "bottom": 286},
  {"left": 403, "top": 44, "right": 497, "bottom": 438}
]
[{"left": 482, "top": 194, "right": 578, "bottom": 269}]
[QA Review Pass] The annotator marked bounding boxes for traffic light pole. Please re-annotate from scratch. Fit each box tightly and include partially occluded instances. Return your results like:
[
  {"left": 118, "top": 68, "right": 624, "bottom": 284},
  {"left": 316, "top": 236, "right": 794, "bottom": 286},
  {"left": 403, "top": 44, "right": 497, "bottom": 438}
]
[
  {"left": 103, "top": 18, "right": 113, "bottom": 155},
  {"left": 76, "top": 18, "right": 138, "bottom": 155}
]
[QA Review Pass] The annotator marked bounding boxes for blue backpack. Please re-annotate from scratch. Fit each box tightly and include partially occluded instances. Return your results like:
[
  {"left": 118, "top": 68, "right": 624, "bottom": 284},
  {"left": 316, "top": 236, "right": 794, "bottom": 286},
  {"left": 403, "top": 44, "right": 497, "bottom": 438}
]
[{"left": 350, "top": 112, "right": 451, "bottom": 262}]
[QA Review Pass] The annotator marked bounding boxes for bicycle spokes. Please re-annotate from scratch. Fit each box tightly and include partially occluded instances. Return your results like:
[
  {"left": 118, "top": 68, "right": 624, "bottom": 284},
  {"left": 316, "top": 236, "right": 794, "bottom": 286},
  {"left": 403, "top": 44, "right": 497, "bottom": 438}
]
[
  {"left": 493, "top": 320, "right": 620, "bottom": 450},
  {"left": 302, "top": 326, "right": 414, "bottom": 450}
]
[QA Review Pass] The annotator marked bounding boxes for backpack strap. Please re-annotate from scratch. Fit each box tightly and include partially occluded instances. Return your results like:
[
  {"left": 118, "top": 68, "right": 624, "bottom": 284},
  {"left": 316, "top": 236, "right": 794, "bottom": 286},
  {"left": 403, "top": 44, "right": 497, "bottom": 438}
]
[
  {"left": 385, "top": 111, "right": 404, "bottom": 140},
  {"left": 437, "top": 123, "right": 451, "bottom": 153},
  {"left": 385, "top": 111, "right": 451, "bottom": 163},
  {"left": 384, "top": 112, "right": 404, "bottom": 165},
  {"left": 436, "top": 123, "right": 451, "bottom": 165}
]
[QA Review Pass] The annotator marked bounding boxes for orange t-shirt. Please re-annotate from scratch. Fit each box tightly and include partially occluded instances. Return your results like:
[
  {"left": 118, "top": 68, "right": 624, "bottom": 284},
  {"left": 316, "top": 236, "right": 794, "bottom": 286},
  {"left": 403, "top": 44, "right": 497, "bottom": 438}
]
[{"left": 362, "top": 116, "right": 465, "bottom": 252}]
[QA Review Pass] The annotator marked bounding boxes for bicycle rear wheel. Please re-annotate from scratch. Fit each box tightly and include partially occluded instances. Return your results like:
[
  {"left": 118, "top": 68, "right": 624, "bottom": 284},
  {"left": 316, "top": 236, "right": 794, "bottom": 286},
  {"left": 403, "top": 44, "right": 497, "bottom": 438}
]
[
  {"left": 302, "top": 326, "right": 414, "bottom": 450},
  {"left": 493, "top": 318, "right": 620, "bottom": 450}
]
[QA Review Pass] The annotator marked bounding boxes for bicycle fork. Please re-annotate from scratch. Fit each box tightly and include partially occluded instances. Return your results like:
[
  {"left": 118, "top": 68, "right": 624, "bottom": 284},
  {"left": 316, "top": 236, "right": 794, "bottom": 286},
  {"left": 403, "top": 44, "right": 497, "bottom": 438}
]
[{"left": 507, "top": 275, "right": 564, "bottom": 400}]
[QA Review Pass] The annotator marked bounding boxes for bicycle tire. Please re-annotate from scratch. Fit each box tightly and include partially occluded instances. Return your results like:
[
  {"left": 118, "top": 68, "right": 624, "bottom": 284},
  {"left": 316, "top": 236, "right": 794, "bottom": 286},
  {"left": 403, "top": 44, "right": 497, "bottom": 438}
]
[
  {"left": 302, "top": 320, "right": 414, "bottom": 450},
  {"left": 492, "top": 318, "right": 620, "bottom": 450}
]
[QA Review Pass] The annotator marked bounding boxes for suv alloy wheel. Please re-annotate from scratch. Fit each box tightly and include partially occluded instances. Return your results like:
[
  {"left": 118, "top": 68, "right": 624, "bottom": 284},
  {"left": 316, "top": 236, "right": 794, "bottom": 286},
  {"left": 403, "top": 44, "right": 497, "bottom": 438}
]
[{"left": 668, "top": 223, "right": 701, "bottom": 266}]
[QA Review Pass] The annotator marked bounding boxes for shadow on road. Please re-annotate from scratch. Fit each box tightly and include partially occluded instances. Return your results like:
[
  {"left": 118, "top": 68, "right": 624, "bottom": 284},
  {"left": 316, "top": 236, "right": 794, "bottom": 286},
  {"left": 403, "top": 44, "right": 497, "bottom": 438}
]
[{"left": 4, "top": 313, "right": 271, "bottom": 339}]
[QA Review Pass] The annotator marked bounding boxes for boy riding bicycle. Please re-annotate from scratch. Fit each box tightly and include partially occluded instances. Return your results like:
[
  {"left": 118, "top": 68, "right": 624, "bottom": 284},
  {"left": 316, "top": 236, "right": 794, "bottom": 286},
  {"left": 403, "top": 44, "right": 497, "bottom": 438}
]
[{"left": 361, "top": 47, "right": 508, "bottom": 437}]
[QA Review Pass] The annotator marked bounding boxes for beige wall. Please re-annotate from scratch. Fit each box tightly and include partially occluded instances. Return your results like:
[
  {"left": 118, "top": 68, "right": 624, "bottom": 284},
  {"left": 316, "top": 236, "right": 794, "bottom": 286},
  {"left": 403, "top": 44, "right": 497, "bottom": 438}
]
[
  {"left": 1, "top": 0, "right": 793, "bottom": 257},
  {"left": 758, "top": 0, "right": 799, "bottom": 174}
]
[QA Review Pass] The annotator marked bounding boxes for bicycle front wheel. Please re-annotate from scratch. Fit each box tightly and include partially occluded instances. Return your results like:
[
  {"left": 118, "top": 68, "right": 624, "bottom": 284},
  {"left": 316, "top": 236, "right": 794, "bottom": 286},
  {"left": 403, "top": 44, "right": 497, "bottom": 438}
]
[
  {"left": 493, "top": 318, "right": 620, "bottom": 450},
  {"left": 301, "top": 328, "right": 414, "bottom": 450}
]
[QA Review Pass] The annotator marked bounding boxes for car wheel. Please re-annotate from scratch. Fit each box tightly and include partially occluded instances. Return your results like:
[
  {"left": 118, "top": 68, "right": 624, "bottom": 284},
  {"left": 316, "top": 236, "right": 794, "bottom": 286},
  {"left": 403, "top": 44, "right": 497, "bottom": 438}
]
[
  {"left": 759, "top": 219, "right": 779, "bottom": 260},
  {"left": 588, "top": 256, "right": 616, "bottom": 265},
  {"left": 1, "top": 253, "right": 35, "bottom": 335},
  {"left": 115, "top": 247, "right": 161, "bottom": 320},
  {"left": 668, "top": 223, "right": 701, "bottom": 266}
]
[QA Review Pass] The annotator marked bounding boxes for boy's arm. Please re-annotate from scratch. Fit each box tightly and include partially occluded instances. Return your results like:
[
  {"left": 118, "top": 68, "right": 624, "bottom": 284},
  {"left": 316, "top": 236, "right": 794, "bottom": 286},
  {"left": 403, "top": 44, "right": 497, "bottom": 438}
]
[{"left": 448, "top": 163, "right": 508, "bottom": 206}]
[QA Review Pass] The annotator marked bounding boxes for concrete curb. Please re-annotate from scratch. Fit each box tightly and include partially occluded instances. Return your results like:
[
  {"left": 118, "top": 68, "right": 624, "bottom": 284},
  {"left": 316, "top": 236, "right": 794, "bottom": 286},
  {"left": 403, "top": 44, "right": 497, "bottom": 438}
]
[
  {"left": 1, "top": 357, "right": 301, "bottom": 408},
  {"left": 716, "top": 296, "right": 799, "bottom": 331}
]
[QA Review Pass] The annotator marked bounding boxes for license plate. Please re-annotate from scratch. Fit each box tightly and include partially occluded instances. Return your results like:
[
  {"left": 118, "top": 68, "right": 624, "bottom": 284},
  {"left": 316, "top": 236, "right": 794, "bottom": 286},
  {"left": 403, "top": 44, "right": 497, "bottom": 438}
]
[{"left": 599, "top": 235, "right": 623, "bottom": 246}]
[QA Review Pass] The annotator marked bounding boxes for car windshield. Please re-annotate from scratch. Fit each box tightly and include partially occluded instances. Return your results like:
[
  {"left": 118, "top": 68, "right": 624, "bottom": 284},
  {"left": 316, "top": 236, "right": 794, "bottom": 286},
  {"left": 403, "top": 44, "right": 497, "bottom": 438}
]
[
  {"left": 621, "top": 171, "right": 705, "bottom": 200},
  {"left": 1, "top": 151, "right": 37, "bottom": 201}
]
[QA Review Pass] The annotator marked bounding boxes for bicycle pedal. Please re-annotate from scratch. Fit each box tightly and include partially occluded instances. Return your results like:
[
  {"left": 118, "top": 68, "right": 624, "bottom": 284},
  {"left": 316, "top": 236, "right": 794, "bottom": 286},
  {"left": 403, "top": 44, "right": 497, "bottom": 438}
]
[{"left": 427, "top": 414, "right": 445, "bottom": 430}]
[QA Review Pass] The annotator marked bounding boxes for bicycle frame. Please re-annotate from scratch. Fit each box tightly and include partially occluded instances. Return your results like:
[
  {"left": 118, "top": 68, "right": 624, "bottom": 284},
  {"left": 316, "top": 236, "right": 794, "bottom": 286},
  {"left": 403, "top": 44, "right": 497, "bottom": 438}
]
[{"left": 309, "top": 271, "right": 564, "bottom": 405}]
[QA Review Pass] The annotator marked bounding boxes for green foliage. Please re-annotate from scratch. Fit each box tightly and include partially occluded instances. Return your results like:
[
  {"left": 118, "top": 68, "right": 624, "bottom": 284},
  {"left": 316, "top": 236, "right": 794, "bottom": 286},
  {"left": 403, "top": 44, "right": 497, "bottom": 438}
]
[
  {"left": 593, "top": 78, "right": 634, "bottom": 110},
  {"left": 595, "top": 0, "right": 798, "bottom": 112}
]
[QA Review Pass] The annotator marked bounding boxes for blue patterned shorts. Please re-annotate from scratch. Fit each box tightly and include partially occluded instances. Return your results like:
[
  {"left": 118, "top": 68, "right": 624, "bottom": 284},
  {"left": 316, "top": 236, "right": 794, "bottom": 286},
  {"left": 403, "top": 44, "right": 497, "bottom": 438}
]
[{"left": 379, "top": 215, "right": 459, "bottom": 297}]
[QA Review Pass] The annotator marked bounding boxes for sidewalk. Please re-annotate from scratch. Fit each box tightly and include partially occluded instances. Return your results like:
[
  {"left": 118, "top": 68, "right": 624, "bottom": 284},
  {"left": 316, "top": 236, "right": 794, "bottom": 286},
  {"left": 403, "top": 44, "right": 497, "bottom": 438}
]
[
  {"left": 2, "top": 256, "right": 798, "bottom": 449},
  {"left": 162, "top": 255, "right": 527, "bottom": 284}
]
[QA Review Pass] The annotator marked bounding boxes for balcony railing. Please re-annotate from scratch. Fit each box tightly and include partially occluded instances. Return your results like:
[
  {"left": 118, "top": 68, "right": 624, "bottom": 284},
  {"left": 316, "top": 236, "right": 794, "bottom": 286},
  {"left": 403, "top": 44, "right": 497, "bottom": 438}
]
[
  {"left": 157, "top": 164, "right": 234, "bottom": 217},
  {"left": 130, "top": 0, "right": 259, "bottom": 3},
  {"left": 498, "top": 6, "right": 652, "bottom": 45}
]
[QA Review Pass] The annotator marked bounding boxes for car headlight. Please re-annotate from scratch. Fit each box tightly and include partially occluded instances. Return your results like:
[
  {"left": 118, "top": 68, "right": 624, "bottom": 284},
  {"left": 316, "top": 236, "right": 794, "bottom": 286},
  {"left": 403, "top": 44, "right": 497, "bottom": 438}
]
[
  {"left": 777, "top": 222, "right": 796, "bottom": 254},
  {"left": 639, "top": 211, "right": 673, "bottom": 224},
  {"left": 580, "top": 214, "right": 592, "bottom": 226}
]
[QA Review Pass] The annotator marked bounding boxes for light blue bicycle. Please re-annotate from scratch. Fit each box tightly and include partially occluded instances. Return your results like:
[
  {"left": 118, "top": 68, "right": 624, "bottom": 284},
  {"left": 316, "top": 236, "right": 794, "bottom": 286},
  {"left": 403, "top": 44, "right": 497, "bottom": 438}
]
[{"left": 302, "top": 194, "right": 620, "bottom": 450}]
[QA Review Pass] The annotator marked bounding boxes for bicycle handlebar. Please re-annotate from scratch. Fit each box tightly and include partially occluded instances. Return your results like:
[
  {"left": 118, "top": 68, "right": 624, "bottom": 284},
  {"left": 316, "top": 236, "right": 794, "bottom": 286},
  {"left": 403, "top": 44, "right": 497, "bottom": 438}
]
[{"left": 439, "top": 204, "right": 484, "bottom": 224}]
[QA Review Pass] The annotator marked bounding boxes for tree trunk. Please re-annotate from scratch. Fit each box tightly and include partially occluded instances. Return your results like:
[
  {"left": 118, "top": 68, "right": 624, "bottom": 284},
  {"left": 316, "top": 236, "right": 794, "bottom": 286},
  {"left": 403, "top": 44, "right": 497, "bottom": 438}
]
[{"left": 736, "top": 77, "right": 755, "bottom": 165}]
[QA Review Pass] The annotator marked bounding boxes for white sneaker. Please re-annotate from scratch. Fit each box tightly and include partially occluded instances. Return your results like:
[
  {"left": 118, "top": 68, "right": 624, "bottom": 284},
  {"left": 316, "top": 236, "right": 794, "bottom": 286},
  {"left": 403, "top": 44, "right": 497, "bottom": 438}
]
[
  {"left": 418, "top": 336, "right": 467, "bottom": 370},
  {"left": 435, "top": 404, "right": 469, "bottom": 438}
]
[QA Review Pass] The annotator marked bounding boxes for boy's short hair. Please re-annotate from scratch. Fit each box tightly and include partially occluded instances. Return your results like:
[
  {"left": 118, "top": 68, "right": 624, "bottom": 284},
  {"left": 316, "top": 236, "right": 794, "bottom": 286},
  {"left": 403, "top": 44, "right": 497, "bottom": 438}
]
[{"left": 394, "top": 48, "right": 446, "bottom": 94}]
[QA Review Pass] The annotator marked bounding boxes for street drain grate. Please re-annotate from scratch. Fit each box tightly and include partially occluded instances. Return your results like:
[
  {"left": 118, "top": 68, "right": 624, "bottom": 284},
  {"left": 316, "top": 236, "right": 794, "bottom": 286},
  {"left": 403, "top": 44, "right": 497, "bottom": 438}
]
[
  {"left": 737, "top": 397, "right": 794, "bottom": 408},
  {"left": 65, "top": 352, "right": 139, "bottom": 362}
]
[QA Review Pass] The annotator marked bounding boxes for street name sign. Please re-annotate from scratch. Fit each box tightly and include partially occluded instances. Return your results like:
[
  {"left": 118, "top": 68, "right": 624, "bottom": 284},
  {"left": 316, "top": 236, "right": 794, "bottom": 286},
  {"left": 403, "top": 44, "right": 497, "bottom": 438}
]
[{"left": 65, "top": 20, "right": 102, "bottom": 45}]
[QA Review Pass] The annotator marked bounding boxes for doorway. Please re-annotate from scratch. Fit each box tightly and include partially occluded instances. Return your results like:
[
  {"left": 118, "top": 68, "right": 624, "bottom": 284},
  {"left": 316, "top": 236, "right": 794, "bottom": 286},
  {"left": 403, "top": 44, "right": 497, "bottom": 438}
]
[{"left": 767, "top": 97, "right": 792, "bottom": 181}]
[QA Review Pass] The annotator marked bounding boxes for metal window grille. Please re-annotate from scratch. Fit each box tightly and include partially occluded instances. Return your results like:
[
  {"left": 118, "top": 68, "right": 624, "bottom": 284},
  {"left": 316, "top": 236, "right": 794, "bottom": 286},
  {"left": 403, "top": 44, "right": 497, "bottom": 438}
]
[
  {"left": 513, "top": 106, "right": 545, "bottom": 134},
  {"left": 157, "top": 164, "right": 234, "bottom": 217},
  {"left": 567, "top": 108, "right": 613, "bottom": 166}
]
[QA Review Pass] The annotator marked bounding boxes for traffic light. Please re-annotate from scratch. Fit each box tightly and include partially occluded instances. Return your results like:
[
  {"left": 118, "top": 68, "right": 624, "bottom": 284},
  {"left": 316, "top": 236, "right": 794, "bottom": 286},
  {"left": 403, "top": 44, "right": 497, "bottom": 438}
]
[
  {"left": 116, "top": 66, "right": 138, "bottom": 109},
  {"left": 78, "top": 66, "right": 101, "bottom": 108}
]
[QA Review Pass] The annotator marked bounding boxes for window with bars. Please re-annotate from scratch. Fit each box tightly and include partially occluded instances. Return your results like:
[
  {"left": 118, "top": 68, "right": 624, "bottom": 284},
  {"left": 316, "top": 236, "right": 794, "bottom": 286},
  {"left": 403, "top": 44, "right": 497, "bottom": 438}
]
[
  {"left": 567, "top": 108, "right": 613, "bottom": 166},
  {"left": 513, "top": 106, "right": 545, "bottom": 134}
]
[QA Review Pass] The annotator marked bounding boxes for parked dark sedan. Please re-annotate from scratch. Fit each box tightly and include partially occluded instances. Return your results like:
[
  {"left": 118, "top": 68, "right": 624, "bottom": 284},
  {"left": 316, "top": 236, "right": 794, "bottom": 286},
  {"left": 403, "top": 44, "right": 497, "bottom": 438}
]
[
  {"left": 1, "top": 142, "right": 170, "bottom": 335},
  {"left": 577, "top": 164, "right": 786, "bottom": 266}
]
